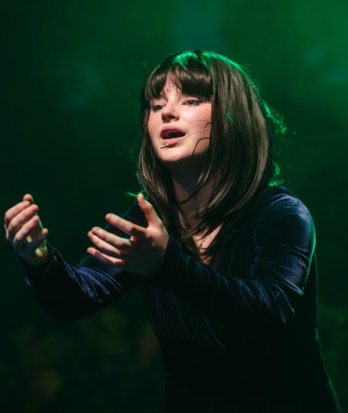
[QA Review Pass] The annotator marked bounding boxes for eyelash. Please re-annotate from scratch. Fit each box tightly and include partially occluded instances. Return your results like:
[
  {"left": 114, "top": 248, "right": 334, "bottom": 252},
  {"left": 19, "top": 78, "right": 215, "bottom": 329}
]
[
  {"left": 150, "top": 98, "right": 201, "bottom": 112},
  {"left": 184, "top": 98, "right": 200, "bottom": 106},
  {"left": 151, "top": 104, "right": 164, "bottom": 112}
]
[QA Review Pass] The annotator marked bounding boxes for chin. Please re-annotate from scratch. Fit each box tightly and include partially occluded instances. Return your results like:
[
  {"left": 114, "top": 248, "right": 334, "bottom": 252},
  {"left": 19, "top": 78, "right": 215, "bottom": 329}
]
[{"left": 159, "top": 151, "right": 209, "bottom": 171}]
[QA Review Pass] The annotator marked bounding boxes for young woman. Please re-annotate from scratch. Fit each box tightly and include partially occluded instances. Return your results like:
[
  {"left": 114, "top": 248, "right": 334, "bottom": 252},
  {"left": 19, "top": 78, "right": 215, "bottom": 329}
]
[{"left": 4, "top": 50, "right": 340, "bottom": 412}]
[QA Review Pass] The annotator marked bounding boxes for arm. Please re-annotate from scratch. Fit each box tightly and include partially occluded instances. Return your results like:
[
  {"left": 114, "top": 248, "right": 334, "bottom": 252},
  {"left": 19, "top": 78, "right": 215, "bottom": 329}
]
[
  {"left": 151, "top": 192, "right": 315, "bottom": 324},
  {"left": 84, "top": 190, "right": 315, "bottom": 325},
  {"left": 23, "top": 203, "right": 148, "bottom": 321},
  {"left": 23, "top": 243, "right": 142, "bottom": 321},
  {"left": 4, "top": 195, "right": 144, "bottom": 321}
]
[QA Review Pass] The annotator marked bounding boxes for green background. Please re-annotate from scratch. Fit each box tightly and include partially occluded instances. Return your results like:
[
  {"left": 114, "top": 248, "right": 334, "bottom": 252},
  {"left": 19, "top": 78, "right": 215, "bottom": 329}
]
[{"left": 1, "top": 0, "right": 347, "bottom": 411}]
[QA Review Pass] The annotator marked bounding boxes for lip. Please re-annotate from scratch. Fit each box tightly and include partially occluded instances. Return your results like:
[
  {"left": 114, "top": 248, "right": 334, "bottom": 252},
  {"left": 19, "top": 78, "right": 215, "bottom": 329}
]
[
  {"left": 160, "top": 127, "right": 186, "bottom": 139},
  {"left": 161, "top": 136, "right": 187, "bottom": 146}
]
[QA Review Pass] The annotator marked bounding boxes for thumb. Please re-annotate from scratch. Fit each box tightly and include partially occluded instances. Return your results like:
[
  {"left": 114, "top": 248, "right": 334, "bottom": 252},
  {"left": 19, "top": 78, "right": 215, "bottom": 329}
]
[
  {"left": 23, "top": 194, "right": 35, "bottom": 204},
  {"left": 137, "top": 193, "right": 158, "bottom": 225}
]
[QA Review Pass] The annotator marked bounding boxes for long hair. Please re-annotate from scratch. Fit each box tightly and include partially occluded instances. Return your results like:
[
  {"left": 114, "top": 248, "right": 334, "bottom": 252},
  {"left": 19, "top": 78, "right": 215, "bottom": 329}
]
[{"left": 138, "top": 50, "right": 285, "bottom": 260}]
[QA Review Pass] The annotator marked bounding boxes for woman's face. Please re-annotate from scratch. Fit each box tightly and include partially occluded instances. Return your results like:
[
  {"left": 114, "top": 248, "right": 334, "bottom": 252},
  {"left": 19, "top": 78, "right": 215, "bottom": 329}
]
[{"left": 147, "top": 77, "right": 212, "bottom": 169}]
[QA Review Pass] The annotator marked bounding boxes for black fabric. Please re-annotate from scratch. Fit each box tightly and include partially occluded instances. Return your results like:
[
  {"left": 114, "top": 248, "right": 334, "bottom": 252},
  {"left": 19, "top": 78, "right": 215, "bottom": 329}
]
[{"left": 23, "top": 186, "right": 340, "bottom": 412}]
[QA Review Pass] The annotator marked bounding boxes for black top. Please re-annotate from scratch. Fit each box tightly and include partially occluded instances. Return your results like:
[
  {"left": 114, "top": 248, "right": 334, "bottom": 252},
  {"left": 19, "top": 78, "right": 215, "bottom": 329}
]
[{"left": 23, "top": 187, "right": 339, "bottom": 412}]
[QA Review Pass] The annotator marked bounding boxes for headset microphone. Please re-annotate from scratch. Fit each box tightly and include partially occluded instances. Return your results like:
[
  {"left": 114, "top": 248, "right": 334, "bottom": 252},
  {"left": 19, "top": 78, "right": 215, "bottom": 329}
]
[{"left": 159, "top": 127, "right": 210, "bottom": 149}]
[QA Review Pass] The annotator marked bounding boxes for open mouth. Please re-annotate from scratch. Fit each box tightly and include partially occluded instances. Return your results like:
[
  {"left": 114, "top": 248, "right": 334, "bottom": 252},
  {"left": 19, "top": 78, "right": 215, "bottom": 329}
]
[{"left": 161, "top": 129, "right": 186, "bottom": 139}]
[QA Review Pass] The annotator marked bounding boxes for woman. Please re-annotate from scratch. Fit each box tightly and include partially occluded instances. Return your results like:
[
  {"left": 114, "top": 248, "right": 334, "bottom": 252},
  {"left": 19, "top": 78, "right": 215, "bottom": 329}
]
[{"left": 4, "top": 50, "right": 339, "bottom": 412}]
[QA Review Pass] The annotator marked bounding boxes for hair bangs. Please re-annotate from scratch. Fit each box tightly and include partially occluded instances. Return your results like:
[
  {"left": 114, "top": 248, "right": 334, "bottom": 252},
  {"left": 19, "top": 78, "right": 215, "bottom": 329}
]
[{"left": 143, "top": 51, "right": 213, "bottom": 106}]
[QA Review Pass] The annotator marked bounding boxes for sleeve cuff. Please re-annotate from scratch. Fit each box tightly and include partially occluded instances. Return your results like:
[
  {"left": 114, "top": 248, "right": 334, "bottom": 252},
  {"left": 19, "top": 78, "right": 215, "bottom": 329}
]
[{"left": 19, "top": 244, "right": 57, "bottom": 279}]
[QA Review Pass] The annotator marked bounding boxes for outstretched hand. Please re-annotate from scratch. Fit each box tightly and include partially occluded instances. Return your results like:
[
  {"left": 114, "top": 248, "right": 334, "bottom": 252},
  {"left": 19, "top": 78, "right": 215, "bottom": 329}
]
[
  {"left": 4, "top": 194, "right": 49, "bottom": 266},
  {"left": 87, "top": 193, "right": 169, "bottom": 276}
]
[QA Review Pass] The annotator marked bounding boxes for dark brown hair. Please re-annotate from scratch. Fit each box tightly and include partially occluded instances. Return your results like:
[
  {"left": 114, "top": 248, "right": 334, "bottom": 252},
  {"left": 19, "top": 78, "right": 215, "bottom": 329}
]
[{"left": 138, "top": 50, "right": 285, "bottom": 260}]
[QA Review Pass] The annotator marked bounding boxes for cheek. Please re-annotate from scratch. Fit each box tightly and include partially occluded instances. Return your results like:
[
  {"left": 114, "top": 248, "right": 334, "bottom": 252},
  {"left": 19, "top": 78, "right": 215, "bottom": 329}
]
[
  {"left": 203, "top": 107, "right": 212, "bottom": 124},
  {"left": 190, "top": 105, "right": 212, "bottom": 125}
]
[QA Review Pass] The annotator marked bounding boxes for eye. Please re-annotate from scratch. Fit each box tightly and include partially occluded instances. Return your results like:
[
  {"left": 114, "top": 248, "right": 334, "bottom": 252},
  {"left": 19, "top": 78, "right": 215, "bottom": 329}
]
[
  {"left": 150, "top": 99, "right": 165, "bottom": 112},
  {"left": 183, "top": 98, "right": 201, "bottom": 106},
  {"left": 150, "top": 103, "right": 165, "bottom": 112}
]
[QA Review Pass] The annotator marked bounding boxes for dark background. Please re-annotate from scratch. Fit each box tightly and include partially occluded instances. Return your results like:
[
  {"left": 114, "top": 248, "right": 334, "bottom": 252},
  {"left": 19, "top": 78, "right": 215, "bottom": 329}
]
[{"left": 1, "top": 0, "right": 347, "bottom": 411}]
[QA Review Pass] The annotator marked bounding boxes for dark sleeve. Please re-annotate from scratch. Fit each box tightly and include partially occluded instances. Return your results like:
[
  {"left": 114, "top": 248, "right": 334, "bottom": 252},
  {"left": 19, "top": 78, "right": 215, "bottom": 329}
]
[
  {"left": 23, "top": 205, "right": 146, "bottom": 321},
  {"left": 152, "top": 193, "right": 316, "bottom": 324}
]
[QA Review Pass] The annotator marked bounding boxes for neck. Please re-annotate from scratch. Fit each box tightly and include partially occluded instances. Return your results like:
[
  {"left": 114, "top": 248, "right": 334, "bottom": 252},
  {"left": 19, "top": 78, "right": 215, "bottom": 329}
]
[{"left": 171, "top": 169, "right": 214, "bottom": 221}]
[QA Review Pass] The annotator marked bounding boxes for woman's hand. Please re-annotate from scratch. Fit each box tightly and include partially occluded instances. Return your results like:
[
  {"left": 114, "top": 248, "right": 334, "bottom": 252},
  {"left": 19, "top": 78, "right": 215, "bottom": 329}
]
[
  {"left": 87, "top": 193, "right": 169, "bottom": 276},
  {"left": 4, "top": 194, "right": 49, "bottom": 266}
]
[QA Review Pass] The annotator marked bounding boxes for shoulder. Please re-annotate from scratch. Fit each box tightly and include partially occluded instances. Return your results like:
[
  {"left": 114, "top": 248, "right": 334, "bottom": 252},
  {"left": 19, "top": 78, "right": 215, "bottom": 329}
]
[
  {"left": 253, "top": 186, "right": 316, "bottom": 246},
  {"left": 256, "top": 186, "right": 313, "bottom": 222}
]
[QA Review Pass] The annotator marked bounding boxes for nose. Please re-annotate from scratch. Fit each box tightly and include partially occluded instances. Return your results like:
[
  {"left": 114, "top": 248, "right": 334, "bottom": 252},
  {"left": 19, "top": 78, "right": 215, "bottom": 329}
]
[{"left": 161, "top": 102, "right": 179, "bottom": 123}]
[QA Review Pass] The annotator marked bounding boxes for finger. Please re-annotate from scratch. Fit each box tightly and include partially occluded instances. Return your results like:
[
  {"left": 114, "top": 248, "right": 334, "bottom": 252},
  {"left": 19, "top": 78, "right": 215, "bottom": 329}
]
[
  {"left": 137, "top": 193, "right": 159, "bottom": 225},
  {"left": 23, "top": 228, "right": 49, "bottom": 253},
  {"left": 12, "top": 215, "right": 41, "bottom": 250},
  {"left": 88, "top": 231, "right": 126, "bottom": 258},
  {"left": 6, "top": 204, "right": 39, "bottom": 239},
  {"left": 105, "top": 213, "right": 145, "bottom": 237},
  {"left": 129, "top": 225, "right": 148, "bottom": 244},
  {"left": 87, "top": 247, "right": 125, "bottom": 267},
  {"left": 89, "top": 227, "right": 133, "bottom": 250},
  {"left": 4, "top": 201, "right": 31, "bottom": 228},
  {"left": 23, "top": 194, "right": 35, "bottom": 204}
]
